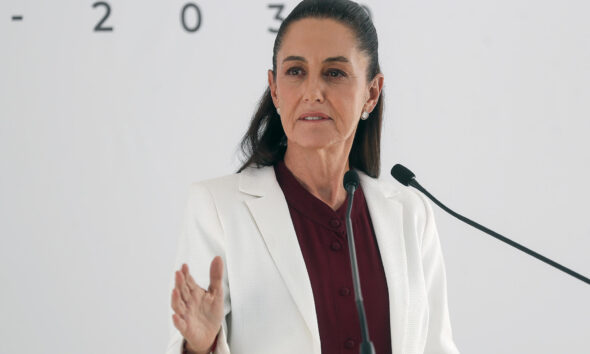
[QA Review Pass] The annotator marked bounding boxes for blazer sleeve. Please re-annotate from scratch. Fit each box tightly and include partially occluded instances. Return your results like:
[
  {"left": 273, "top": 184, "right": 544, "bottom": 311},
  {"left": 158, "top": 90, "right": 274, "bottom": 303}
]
[
  {"left": 418, "top": 193, "right": 460, "bottom": 354},
  {"left": 165, "top": 182, "right": 231, "bottom": 354}
]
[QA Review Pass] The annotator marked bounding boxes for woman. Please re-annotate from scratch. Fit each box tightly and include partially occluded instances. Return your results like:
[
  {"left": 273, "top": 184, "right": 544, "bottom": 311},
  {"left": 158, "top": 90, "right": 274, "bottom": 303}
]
[{"left": 167, "top": 1, "right": 459, "bottom": 353}]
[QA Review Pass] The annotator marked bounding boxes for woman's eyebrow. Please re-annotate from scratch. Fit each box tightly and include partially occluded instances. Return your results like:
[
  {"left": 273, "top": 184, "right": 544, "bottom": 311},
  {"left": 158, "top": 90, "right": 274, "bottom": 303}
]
[
  {"left": 324, "top": 56, "right": 349, "bottom": 63},
  {"left": 282, "top": 55, "right": 350, "bottom": 64},
  {"left": 283, "top": 55, "right": 306, "bottom": 63}
]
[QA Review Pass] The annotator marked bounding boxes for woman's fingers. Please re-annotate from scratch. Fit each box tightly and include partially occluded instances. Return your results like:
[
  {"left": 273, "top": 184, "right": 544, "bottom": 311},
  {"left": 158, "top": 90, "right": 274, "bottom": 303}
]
[
  {"left": 185, "top": 268, "right": 199, "bottom": 291},
  {"left": 173, "top": 271, "right": 184, "bottom": 303},
  {"left": 177, "top": 261, "right": 222, "bottom": 298},
  {"left": 171, "top": 259, "right": 224, "bottom": 350},
  {"left": 172, "top": 313, "right": 187, "bottom": 333},
  {"left": 208, "top": 256, "right": 224, "bottom": 296},
  {"left": 171, "top": 288, "right": 187, "bottom": 316},
  {"left": 175, "top": 269, "right": 191, "bottom": 303},
  {"left": 171, "top": 259, "right": 223, "bottom": 316},
  {"left": 181, "top": 264, "right": 192, "bottom": 289}
]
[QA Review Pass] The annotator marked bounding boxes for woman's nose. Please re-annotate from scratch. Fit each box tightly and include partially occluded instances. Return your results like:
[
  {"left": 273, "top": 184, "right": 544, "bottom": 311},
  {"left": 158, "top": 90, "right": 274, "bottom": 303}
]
[{"left": 302, "top": 76, "right": 325, "bottom": 103}]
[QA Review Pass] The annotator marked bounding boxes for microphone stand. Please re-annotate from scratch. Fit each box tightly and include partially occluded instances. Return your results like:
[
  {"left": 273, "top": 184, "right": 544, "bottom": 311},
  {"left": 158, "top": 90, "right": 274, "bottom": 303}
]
[
  {"left": 344, "top": 171, "right": 376, "bottom": 354},
  {"left": 391, "top": 164, "right": 590, "bottom": 285}
]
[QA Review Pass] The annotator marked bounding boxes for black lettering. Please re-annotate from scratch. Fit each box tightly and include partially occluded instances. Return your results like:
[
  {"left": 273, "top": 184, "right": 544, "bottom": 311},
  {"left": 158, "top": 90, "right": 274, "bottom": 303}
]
[
  {"left": 181, "top": 3, "right": 202, "bottom": 33},
  {"left": 92, "top": 2, "right": 113, "bottom": 32}
]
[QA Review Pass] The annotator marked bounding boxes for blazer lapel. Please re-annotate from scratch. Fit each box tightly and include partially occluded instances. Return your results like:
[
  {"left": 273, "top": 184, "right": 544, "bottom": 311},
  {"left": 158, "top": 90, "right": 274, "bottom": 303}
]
[
  {"left": 239, "top": 166, "right": 321, "bottom": 352},
  {"left": 360, "top": 174, "right": 410, "bottom": 354}
]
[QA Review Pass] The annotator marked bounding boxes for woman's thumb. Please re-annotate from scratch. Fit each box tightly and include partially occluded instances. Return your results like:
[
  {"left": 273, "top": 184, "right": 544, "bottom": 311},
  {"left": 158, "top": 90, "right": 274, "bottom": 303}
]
[{"left": 208, "top": 256, "right": 224, "bottom": 295}]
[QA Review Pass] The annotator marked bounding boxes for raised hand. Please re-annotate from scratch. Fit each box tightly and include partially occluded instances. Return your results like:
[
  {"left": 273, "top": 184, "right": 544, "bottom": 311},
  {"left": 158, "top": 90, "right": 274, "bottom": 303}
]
[{"left": 171, "top": 256, "right": 225, "bottom": 354}]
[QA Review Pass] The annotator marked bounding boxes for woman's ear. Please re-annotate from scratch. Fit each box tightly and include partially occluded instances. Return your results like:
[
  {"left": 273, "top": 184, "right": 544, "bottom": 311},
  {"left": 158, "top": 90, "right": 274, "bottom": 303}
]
[
  {"left": 268, "top": 69, "right": 279, "bottom": 108},
  {"left": 365, "top": 73, "right": 384, "bottom": 112}
]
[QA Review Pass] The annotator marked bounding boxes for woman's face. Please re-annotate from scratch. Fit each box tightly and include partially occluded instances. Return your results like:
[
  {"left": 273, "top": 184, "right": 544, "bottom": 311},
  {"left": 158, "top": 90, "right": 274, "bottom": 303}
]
[{"left": 268, "top": 18, "right": 383, "bottom": 153}]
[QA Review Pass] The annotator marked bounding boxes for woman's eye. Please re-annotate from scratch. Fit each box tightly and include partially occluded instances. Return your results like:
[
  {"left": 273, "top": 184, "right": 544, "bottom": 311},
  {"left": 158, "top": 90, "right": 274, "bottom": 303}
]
[
  {"left": 286, "top": 67, "right": 303, "bottom": 76},
  {"left": 326, "top": 69, "right": 346, "bottom": 78}
]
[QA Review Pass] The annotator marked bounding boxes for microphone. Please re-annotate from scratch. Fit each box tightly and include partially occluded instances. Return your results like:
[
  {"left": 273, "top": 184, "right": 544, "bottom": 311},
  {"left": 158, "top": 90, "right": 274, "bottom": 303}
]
[
  {"left": 391, "top": 164, "right": 590, "bottom": 285},
  {"left": 344, "top": 170, "right": 360, "bottom": 192},
  {"left": 342, "top": 170, "right": 376, "bottom": 354},
  {"left": 390, "top": 164, "right": 415, "bottom": 186}
]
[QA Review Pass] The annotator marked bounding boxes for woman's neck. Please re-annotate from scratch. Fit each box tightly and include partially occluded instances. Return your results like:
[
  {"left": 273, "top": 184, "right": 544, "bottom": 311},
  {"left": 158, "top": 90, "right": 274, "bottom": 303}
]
[{"left": 283, "top": 144, "right": 351, "bottom": 210}]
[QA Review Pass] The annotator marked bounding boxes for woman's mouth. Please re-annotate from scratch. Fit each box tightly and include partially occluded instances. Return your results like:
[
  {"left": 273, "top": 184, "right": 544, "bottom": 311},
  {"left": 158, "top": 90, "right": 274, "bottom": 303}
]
[
  {"left": 302, "top": 116, "right": 328, "bottom": 121},
  {"left": 299, "top": 112, "right": 331, "bottom": 121}
]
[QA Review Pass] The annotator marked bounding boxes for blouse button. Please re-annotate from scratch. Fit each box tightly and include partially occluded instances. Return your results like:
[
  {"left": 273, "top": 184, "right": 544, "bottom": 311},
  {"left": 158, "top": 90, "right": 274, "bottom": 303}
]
[
  {"left": 330, "top": 241, "right": 342, "bottom": 251},
  {"left": 329, "top": 218, "right": 341, "bottom": 228},
  {"left": 344, "top": 339, "right": 355, "bottom": 349},
  {"left": 339, "top": 287, "right": 351, "bottom": 296}
]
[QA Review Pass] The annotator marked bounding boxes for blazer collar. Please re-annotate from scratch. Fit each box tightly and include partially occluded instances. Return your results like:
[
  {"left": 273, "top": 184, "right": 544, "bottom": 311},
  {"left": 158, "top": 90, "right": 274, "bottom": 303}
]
[
  {"left": 238, "top": 165, "right": 274, "bottom": 197},
  {"left": 239, "top": 166, "right": 322, "bottom": 353},
  {"left": 359, "top": 174, "right": 410, "bottom": 354}
]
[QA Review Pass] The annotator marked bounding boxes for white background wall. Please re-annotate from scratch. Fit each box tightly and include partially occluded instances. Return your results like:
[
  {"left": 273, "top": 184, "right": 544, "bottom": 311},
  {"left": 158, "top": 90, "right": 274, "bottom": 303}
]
[{"left": 1, "top": 0, "right": 589, "bottom": 353}]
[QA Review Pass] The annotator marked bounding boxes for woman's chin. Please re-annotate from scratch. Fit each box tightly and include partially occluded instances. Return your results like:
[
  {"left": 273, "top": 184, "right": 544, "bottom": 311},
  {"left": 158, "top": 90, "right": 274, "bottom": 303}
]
[
  {"left": 288, "top": 135, "right": 342, "bottom": 151},
  {"left": 287, "top": 125, "right": 355, "bottom": 151}
]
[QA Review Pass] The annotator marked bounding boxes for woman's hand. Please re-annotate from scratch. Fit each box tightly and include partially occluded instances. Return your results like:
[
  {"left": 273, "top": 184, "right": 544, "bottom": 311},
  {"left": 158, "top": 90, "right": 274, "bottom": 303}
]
[{"left": 171, "top": 256, "right": 224, "bottom": 354}]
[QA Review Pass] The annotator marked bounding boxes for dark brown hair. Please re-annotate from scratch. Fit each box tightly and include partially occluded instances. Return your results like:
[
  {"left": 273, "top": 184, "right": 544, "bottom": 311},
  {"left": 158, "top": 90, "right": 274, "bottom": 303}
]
[{"left": 238, "top": 0, "right": 383, "bottom": 177}]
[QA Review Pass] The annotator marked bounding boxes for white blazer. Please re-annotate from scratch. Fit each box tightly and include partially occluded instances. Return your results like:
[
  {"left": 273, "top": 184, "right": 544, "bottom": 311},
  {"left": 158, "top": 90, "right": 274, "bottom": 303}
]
[{"left": 166, "top": 166, "right": 459, "bottom": 354}]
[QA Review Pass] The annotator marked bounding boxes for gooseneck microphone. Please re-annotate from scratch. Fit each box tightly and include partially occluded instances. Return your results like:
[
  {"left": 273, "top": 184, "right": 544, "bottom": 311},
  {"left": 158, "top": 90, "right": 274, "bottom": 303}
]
[
  {"left": 343, "top": 170, "right": 376, "bottom": 354},
  {"left": 391, "top": 164, "right": 590, "bottom": 285}
]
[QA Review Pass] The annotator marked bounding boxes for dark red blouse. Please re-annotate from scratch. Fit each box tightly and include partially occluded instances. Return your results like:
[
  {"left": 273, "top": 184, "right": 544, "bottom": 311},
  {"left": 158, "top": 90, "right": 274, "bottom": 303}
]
[{"left": 275, "top": 161, "right": 392, "bottom": 354}]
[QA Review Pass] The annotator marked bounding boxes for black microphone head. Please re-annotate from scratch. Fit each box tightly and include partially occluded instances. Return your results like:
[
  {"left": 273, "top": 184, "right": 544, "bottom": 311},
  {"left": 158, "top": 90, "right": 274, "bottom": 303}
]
[
  {"left": 343, "top": 170, "right": 360, "bottom": 191},
  {"left": 390, "top": 164, "right": 416, "bottom": 186}
]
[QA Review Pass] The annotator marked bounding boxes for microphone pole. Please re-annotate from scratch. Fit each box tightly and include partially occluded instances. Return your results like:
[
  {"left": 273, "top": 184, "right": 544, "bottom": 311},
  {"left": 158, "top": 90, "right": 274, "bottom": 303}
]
[
  {"left": 343, "top": 170, "right": 376, "bottom": 354},
  {"left": 391, "top": 164, "right": 590, "bottom": 285}
]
